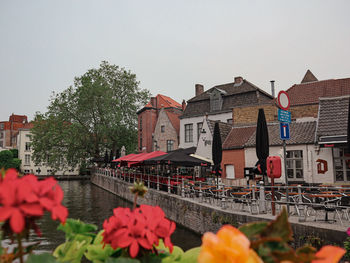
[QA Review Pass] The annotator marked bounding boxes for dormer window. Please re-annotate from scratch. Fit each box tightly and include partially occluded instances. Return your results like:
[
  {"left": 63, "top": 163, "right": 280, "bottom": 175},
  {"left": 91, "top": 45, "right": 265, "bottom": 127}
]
[{"left": 210, "top": 89, "right": 224, "bottom": 112}]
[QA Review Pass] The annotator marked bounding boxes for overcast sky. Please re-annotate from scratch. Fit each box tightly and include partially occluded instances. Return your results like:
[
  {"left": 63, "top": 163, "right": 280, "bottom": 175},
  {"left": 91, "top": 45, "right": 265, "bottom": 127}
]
[{"left": 1, "top": 0, "right": 349, "bottom": 121}]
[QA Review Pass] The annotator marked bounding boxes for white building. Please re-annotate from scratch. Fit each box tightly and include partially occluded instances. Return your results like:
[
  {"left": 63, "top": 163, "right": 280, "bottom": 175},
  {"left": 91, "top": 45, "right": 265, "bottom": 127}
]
[
  {"left": 179, "top": 77, "right": 274, "bottom": 150},
  {"left": 17, "top": 128, "right": 79, "bottom": 176}
]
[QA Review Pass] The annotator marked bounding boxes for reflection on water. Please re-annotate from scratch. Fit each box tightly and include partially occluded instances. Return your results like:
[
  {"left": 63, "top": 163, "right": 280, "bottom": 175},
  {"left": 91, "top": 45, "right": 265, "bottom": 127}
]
[{"left": 33, "top": 180, "right": 201, "bottom": 252}]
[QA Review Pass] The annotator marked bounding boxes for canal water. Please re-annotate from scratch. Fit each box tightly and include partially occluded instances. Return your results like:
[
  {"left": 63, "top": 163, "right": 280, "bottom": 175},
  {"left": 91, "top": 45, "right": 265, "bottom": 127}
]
[{"left": 32, "top": 180, "right": 202, "bottom": 253}]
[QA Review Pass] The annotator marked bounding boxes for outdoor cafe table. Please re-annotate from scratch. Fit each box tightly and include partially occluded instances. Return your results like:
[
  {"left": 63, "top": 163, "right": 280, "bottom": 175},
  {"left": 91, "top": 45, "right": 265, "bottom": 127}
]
[{"left": 306, "top": 194, "right": 342, "bottom": 222}]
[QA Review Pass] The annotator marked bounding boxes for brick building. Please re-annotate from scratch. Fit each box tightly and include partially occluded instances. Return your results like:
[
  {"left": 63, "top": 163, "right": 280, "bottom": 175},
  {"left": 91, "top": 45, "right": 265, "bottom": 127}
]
[
  {"left": 0, "top": 114, "right": 28, "bottom": 149},
  {"left": 286, "top": 70, "right": 350, "bottom": 120},
  {"left": 137, "top": 94, "right": 183, "bottom": 153}
]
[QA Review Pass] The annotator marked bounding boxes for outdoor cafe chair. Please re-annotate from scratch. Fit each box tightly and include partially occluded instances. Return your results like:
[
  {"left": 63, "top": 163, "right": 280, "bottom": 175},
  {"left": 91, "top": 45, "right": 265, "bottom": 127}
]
[{"left": 229, "top": 191, "right": 252, "bottom": 212}]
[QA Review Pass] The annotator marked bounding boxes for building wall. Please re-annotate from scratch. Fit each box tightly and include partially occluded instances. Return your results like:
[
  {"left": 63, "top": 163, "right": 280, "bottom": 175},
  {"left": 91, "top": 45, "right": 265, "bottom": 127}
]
[
  {"left": 245, "top": 144, "right": 334, "bottom": 184},
  {"left": 179, "top": 112, "right": 232, "bottom": 149},
  {"left": 290, "top": 105, "right": 319, "bottom": 119},
  {"left": 195, "top": 118, "right": 211, "bottom": 159},
  {"left": 233, "top": 104, "right": 277, "bottom": 125},
  {"left": 17, "top": 129, "right": 79, "bottom": 176},
  {"left": 138, "top": 109, "right": 158, "bottom": 153},
  {"left": 153, "top": 109, "right": 179, "bottom": 152},
  {"left": 222, "top": 149, "right": 246, "bottom": 180}
]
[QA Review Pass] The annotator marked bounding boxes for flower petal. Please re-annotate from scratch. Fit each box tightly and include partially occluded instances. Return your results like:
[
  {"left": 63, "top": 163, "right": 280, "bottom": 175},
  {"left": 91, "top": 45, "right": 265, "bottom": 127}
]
[
  {"left": 129, "top": 240, "right": 139, "bottom": 258},
  {"left": 10, "top": 209, "right": 25, "bottom": 233},
  {"left": 0, "top": 206, "right": 14, "bottom": 221},
  {"left": 312, "top": 245, "right": 345, "bottom": 263},
  {"left": 51, "top": 205, "right": 68, "bottom": 223},
  {"left": 20, "top": 203, "right": 44, "bottom": 216}
]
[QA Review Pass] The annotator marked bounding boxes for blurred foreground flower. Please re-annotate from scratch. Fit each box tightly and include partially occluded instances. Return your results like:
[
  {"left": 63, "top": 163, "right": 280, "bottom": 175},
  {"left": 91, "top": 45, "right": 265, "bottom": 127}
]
[
  {"left": 0, "top": 168, "right": 68, "bottom": 235},
  {"left": 198, "top": 225, "right": 263, "bottom": 263}
]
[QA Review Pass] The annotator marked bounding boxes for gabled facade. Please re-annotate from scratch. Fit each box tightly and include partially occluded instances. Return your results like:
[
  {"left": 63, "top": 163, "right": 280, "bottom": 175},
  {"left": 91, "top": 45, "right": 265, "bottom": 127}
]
[
  {"left": 286, "top": 70, "right": 350, "bottom": 121},
  {"left": 196, "top": 118, "right": 232, "bottom": 160},
  {"left": 179, "top": 77, "right": 274, "bottom": 149},
  {"left": 0, "top": 114, "right": 28, "bottom": 149},
  {"left": 137, "top": 94, "right": 183, "bottom": 153},
  {"left": 153, "top": 108, "right": 181, "bottom": 152}
]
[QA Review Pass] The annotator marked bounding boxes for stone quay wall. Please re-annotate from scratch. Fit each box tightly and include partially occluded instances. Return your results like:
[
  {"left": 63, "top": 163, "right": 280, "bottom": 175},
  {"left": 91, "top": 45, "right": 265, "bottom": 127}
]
[{"left": 91, "top": 173, "right": 347, "bottom": 247}]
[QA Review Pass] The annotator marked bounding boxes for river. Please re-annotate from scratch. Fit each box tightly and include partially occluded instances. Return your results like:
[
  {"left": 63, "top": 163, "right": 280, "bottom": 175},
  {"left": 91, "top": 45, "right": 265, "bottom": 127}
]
[{"left": 31, "top": 180, "right": 202, "bottom": 253}]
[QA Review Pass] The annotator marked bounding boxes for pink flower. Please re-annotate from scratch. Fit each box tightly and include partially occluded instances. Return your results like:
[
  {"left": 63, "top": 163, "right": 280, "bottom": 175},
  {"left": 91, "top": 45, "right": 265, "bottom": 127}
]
[{"left": 347, "top": 227, "right": 350, "bottom": 236}]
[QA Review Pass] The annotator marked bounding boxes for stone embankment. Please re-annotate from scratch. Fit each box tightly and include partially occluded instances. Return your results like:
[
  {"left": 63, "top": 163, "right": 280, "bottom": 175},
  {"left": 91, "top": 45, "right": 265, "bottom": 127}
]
[{"left": 91, "top": 173, "right": 347, "bottom": 248}]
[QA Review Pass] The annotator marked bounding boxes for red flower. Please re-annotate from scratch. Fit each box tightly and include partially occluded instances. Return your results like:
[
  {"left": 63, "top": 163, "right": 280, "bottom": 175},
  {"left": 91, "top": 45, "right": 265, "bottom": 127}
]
[
  {"left": 102, "top": 205, "right": 175, "bottom": 258},
  {"left": 0, "top": 169, "right": 68, "bottom": 235}
]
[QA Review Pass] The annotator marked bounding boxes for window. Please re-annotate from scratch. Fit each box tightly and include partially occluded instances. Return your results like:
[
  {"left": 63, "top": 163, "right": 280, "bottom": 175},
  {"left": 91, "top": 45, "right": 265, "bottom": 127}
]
[
  {"left": 197, "top": 122, "right": 203, "bottom": 141},
  {"left": 286, "top": 150, "right": 303, "bottom": 180},
  {"left": 26, "top": 134, "right": 32, "bottom": 141},
  {"left": 167, "top": 140, "right": 174, "bottom": 152},
  {"left": 210, "top": 90, "right": 223, "bottom": 112},
  {"left": 139, "top": 136, "right": 143, "bottom": 151},
  {"left": 225, "top": 165, "right": 235, "bottom": 179},
  {"left": 185, "top": 124, "right": 193, "bottom": 143},
  {"left": 25, "top": 142, "right": 31, "bottom": 151},
  {"left": 161, "top": 125, "right": 165, "bottom": 133},
  {"left": 0, "top": 123, "right": 4, "bottom": 130},
  {"left": 25, "top": 154, "right": 31, "bottom": 165},
  {"left": 333, "top": 147, "right": 350, "bottom": 182},
  {"left": 0, "top": 141, "right": 3, "bottom": 148},
  {"left": 139, "top": 117, "right": 142, "bottom": 130},
  {"left": 227, "top": 119, "right": 232, "bottom": 125},
  {"left": 0, "top": 132, "right": 3, "bottom": 138}
]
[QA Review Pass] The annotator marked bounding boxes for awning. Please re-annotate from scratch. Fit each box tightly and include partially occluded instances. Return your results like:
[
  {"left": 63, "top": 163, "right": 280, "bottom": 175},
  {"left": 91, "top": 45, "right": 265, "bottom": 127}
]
[
  {"left": 112, "top": 153, "right": 137, "bottom": 162},
  {"left": 190, "top": 154, "right": 214, "bottom": 165},
  {"left": 318, "top": 135, "right": 347, "bottom": 145},
  {"left": 128, "top": 151, "right": 167, "bottom": 167}
]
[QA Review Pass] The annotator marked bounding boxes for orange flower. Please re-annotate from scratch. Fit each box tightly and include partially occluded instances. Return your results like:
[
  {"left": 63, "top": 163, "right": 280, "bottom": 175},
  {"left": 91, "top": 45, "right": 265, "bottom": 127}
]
[
  {"left": 312, "top": 245, "right": 345, "bottom": 263},
  {"left": 198, "top": 225, "right": 263, "bottom": 263}
]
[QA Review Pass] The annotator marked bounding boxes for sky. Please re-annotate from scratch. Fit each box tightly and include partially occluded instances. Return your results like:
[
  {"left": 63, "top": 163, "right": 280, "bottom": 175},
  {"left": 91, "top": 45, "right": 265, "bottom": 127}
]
[{"left": 1, "top": 0, "right": 350, "bottom": 121}]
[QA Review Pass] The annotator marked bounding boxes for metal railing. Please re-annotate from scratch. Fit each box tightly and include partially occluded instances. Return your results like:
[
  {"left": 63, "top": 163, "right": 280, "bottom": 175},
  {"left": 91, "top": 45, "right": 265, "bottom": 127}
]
[{"left": 94, "top": 168, "right": 350, "bottom": 225}]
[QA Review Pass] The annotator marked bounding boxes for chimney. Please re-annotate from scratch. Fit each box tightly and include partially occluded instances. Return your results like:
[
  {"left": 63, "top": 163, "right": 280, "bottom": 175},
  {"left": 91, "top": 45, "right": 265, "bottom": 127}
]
[
  {"left": 182, "top": 100, "right": 186, "bottom": 111},
  {"left": 150, "top": 97, "right": 157, "bottom": 107},
  {"left": 234, "top": 76, "right": 243, "bottom": 85},
  {"left": 270, "top": 80, "right": 275, "bottom": 98},
  {"left": 195, "top": 84, "right": 204, "bottom": 96}
]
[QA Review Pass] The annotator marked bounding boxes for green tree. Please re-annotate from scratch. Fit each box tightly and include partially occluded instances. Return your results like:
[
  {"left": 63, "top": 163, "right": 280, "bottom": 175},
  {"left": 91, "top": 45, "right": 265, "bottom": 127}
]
[
  {"left": 0, "top": 150, "right": 21, "bottom": 170},
  {"left": 31, "top": 61, "right": 150, "bottom": 170}
]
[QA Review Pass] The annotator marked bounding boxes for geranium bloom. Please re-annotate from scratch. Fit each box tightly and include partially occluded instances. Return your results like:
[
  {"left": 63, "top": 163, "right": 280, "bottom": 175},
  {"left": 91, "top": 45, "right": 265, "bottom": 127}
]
[
  {"left": 198, "top": 225, "right": 263, "bottom": 263},
  {"left": 0, "top": 169, "right": 68, "bottom": 235},
  {"left": 102, "top": 205, "right": 175, "bottom": 258},
  {"left": 347, "top": 227, "right": 350, "bottom": 236}
]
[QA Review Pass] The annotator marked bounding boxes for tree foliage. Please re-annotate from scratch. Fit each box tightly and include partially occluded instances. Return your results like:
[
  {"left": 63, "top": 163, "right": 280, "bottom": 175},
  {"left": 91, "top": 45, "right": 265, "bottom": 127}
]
[
  {"left": 31, "top": 61, "right": 150, "bottom": 170},
  {"left": 0, "top": 150, "right": 21, "bottom": 170}
]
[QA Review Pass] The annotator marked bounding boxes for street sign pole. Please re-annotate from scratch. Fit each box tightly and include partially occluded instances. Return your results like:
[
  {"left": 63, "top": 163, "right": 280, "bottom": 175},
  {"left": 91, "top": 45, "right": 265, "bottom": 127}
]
[{"left": 283, "top": 139, "right": 290, "bottom": 214}]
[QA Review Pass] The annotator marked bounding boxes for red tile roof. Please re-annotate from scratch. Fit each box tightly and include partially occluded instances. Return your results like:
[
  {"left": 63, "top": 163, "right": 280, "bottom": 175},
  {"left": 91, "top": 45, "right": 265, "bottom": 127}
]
[
  {"left": 143, "top": 94, "right": 182, "bottom": 109},
  {"left": 165, "top": 110, "right": 181, "bottom": 134},
  {"left": 223, "top": 126, "right": 256, "bottom": 150},
  {"left": 286, "top": 78, "right": 350, "bottom": 106}
]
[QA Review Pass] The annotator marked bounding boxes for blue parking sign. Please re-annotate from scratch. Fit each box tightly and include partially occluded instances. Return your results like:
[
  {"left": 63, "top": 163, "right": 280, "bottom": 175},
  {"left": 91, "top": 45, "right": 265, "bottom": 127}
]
[{"left": 280, "top": 122, "right": 290, "bottom": 140}]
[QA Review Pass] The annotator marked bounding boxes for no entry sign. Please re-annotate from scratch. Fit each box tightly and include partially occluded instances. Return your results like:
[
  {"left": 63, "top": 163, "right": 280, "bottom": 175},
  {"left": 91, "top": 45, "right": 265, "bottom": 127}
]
[{"left": 277, "top": 91, "right": 290, "bottom": 111}]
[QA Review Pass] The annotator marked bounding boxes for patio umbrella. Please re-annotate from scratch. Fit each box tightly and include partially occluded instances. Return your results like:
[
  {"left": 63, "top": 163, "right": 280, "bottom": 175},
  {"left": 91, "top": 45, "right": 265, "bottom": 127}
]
[
  {"left": 104, "top": 150, "right": 109, "bottom": 167},
  {"left": 212, "top": 122, "right": 222, "bottom": 190},
  {"left": 256, "top": 108, "right": 269, "bottom": 184},
  {"left": 347, "top": 97, "right": 350, "bottom": 154}
]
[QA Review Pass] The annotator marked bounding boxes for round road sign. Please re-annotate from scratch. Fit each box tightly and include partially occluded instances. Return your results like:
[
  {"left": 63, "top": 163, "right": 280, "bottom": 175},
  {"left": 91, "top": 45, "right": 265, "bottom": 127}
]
[{"left": 277, "top": 91, "right": 290, "bottom": 110}]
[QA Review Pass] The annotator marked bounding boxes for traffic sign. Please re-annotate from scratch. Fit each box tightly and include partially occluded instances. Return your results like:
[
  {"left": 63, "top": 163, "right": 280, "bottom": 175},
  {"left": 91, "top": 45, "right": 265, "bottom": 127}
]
[
  {"left": 278, "top": 109, "right": 291, "bottom": 123},
  {"left": 277, "top": 91, "right": 290, "bottom": 110},
  {"left": 280, "top": 122, "right": 290, "bottom": 140}
]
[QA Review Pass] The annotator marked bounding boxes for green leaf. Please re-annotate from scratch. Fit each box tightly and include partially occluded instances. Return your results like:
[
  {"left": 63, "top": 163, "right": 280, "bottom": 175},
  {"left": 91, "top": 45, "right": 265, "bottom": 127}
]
[
  {"left": 161, "top": 246, "right": 184, "bottom": 263},
  {"left": 85, "top": 230, "right": 118, "bottom": 263},
  {"left": 177, "top": 247, "right": 201, "bottom": 263},
  {"left": 260, "top": 207, "right": 292, "bottom": 242},
  {"left": 53, "top": 234, "right": 93, "bottom": 263},
  {"left": 239, "top": 222, "right": 268, "bottom": 241},
  {"left": 57, "top": 218, "right": 97, "bottom": 241},
  {"left": 27, "top": 253, "right": 59, "bottom": 263},
  {"left": 106, "top": 257, "right": 140, "bottom": 263}
]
